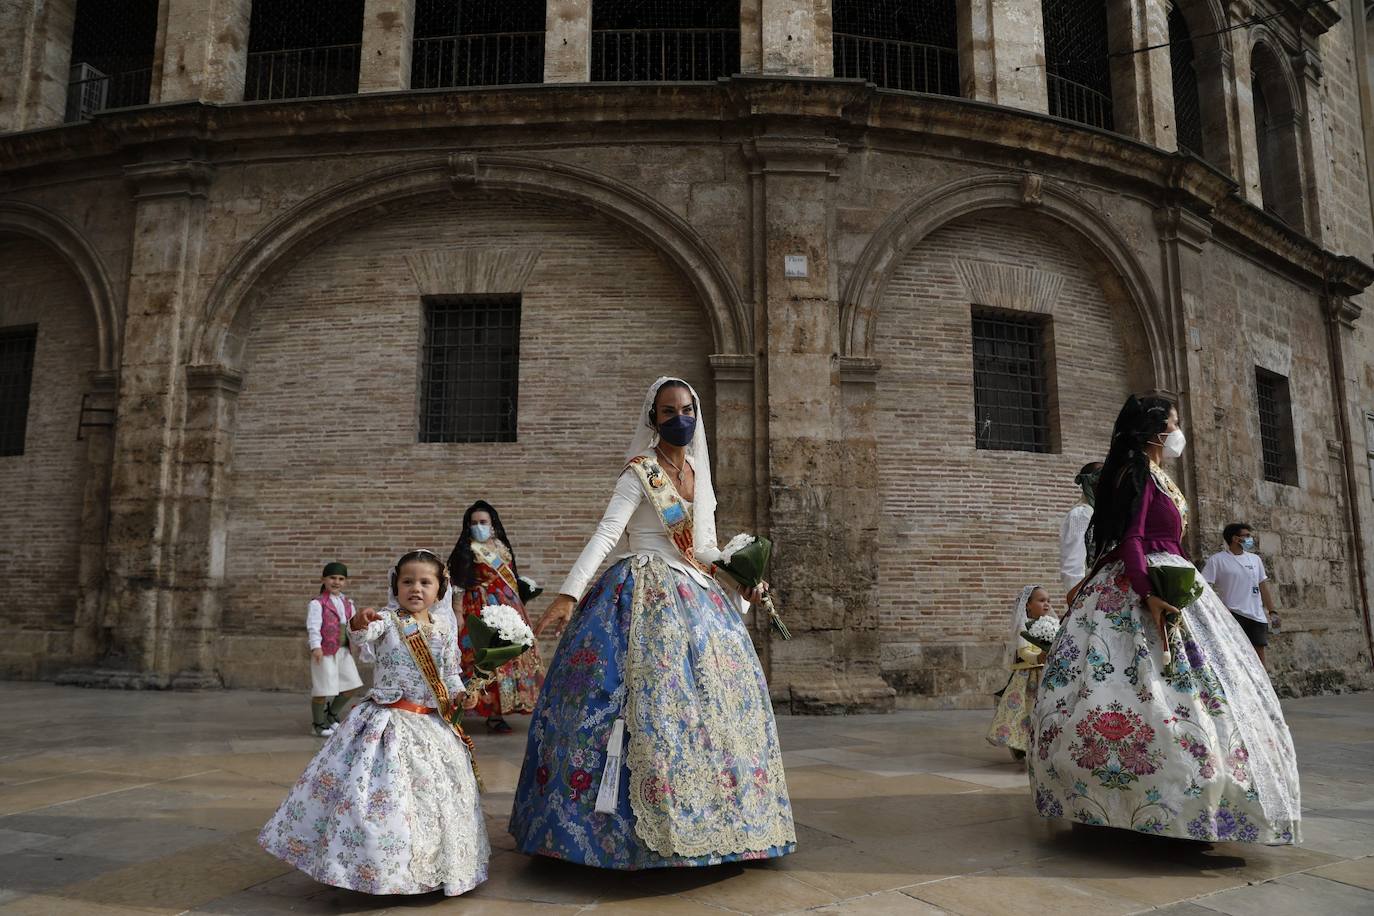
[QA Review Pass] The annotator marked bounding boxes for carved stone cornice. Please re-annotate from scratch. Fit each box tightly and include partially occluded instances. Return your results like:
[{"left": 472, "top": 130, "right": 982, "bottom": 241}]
[
  {"left": 837, "top": 355, "right": 880, "bottom": 386},
  {"left": 709, "top": 353, "right": 755, "bottom": 382},
  {"left": 185, "top": 364, "right": 244, "bottom": 394},
  {"left": 1154, "top": 206, "right": 1214, "bottom": 252},
  {"left": 741, "top": 134, "right": 847, "bottom": 178},
  {"left": 124, "top": 158, "right": 213, "bottom": 201}
]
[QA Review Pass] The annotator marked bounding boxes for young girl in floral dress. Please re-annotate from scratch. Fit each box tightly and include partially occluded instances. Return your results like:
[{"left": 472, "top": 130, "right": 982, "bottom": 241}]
[
  {"left": 987, "top": 584, "right": 1054, "bottom": 760},
  {"left": 259, "top": 550, "right": 490, "bottom": 896}
]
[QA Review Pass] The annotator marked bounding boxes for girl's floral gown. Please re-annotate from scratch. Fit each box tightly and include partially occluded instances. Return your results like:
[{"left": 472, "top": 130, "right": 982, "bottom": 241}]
[
  {"left": 259, "top": 611, "right": 490, "bottom": 895},
  {"left": 1029, "top": 466, "right": 1301, "bottom": 843}
]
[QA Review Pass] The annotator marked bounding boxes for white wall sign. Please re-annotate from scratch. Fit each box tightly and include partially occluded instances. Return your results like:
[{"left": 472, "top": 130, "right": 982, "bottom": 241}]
[{"left": 784, "top": 254, "right": 808, "bottom": 278}]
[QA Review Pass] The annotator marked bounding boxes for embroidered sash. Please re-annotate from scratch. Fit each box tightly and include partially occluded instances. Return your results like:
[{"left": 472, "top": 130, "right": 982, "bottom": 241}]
[
  {"left": 470, "top": 540, "right": 521, "bottom": 597},
  {"left": 626, "top": 455, "right": 711, "bottom": 575},
  {"left": 1150, "top": 465, "right": 1189, "bottom": 535},
  {"left": 395, "top": 611, "right": 483, "bottom": 791}
]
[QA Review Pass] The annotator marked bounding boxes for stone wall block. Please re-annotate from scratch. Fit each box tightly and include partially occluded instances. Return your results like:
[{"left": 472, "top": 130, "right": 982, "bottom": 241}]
[
  {"left": 544, "top": 0, "right": 591, "bottom": 83},
  {"left": 359, "top": 0, "right": 415, "bottom": 93}
]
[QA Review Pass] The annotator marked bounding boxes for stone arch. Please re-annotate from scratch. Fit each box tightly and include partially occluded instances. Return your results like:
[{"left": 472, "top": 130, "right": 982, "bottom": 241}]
[
  {"left": 196, "top": 155, "right": 749, "bottom": 366},
  {"left": 1170, "top": 0, "right": 1236, "bottom": 173},
  {"left": 1248, "top": 33, "right": 1307, "bottom": 231},
  {"left": 0, "top": 200, "right": 119, "bottom": 371},
  {"left": 841, "top": 173, "right": 1169, "bottom": 388}
]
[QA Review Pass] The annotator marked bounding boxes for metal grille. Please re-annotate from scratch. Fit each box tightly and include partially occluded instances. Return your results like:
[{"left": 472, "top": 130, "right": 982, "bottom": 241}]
[
  {"left": 1255, "top": 368, "right": 1295, "bottom": 485},
  {"left": 591, "top": 0, "right": 739, "bottom": 82},
  {"left": 420, "top": 297, "right": 520, "bottom": 443},
  {"left": 66, "top": 0, "right": 158, "bottom": 121},
  {"left": 245, "top": 0, "right": 365, "bottom": 101},
  {"left": 1042, "top": 0, "right": 1114, "bottom": 130},
  {"left": 972, "top": 311, "right": 1050, "bottom": 453},
  {"left": 832, "top": 1, "right": 959, "bottom": 96},
  {"left": 413, "top": 0, "right": 545, "bottom": 88},
  {"left": 0, "top": 326, "right": 37, "bottom": 457},
  {"left": 1169, "top": 3, "right": 1204, "bottom": 157}
]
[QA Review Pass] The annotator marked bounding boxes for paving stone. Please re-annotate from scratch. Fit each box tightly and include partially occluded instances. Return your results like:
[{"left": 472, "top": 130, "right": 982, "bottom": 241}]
[{"left": 1193, "top": 871, "right": 1374, "bottom": 916}]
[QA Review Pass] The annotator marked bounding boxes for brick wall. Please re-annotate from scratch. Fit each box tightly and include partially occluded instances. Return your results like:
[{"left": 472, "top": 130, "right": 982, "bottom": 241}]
[
  {"left": 222, "top": 195, "right": 715, "bottom": 687},
  {"left": 0, "top": 236, "right": 98, "bottom": 671}
]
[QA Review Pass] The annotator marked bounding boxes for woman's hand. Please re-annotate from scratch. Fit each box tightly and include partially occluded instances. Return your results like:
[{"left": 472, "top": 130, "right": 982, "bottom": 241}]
[
  {"left": 310, "top": 648, "right": 324, "bottom": 663},
  {"left": 350, "top": 607, "right": 382, "bottom": 630},
  {"left": 534, "top": 594, "right": 576, "bottom": 637},
  {"left": 743, "top": 580, "right": 770, "bottom": 605},
  {"left": 1143, "top": 595, "right": 1178, "bottom": 643}
]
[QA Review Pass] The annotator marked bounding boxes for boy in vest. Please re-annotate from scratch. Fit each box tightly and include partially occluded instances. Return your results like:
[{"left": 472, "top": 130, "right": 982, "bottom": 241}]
[{"left": 308, "top": 562, "right": 364, "bottom": 736}]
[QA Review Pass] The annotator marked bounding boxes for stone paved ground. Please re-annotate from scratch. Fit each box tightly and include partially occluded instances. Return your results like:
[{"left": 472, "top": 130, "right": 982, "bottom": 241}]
[{"left": 0, "top": 683, "right": 1370, "bottom": 915}]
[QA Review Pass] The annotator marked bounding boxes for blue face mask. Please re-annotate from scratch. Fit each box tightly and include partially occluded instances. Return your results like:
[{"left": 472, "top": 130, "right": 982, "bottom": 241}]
[
  {"left": 470, "top": 524, "right": 492, "bottom": 543},
  {"left": 657, "top": 415, "right": 696, "bottom": 447},
  {"left": 1241, "top": 537, "right": 1255, "bottom": 552}
]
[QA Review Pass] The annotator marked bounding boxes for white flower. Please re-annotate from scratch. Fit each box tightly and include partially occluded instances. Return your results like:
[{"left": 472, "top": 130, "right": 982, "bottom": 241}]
[
  {"left": 720, "top": 533, "right": 756, "bottom": 565},
  {"left": 1027, "top": 615, "right": 1060, "bottom": 641},
  {"left": 480, "top": 604, "right": 535, "bottom": 647}
]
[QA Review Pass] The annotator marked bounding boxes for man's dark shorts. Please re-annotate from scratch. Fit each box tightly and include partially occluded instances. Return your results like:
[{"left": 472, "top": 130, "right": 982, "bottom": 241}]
[{"left": 1230, "top": 612, "right": 1270, "bottom": 647}]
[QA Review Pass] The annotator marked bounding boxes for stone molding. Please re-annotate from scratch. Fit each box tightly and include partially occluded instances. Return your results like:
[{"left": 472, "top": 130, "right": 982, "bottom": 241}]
[
  {"left": 0, "top": 199, "right": 120, "bottom": 371},
  {"left": 954, "top": 259, "right": 1064, "bottom": 315},
  {"left": 195, "top": 154, "right": 750, "bottom": 364},
  {"left": 184, "top": 364, "right": 244, "bottom": 394},
  {"left": 708, "top": 353, "right": 755, "bottom": 382},
  {"left": 404, "top": 248, "right": 542, "bottom": 296},
  {"left": 836, "top": 355, "right": 880, "bottom": 386},
  {"left": 124, "top": 158, "right": 214, "bottom": 201}
]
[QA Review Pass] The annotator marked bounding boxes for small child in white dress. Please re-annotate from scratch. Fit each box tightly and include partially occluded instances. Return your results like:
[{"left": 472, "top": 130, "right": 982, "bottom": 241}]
[
  {"left": 308, "top": 562, "right": 364, "bottom": 736},
  {"left": 260, "top": 549, "right": 490, "bottom": 896},
  {"left": 986, "top": 584, "right": 1055, "bottom": 761}
]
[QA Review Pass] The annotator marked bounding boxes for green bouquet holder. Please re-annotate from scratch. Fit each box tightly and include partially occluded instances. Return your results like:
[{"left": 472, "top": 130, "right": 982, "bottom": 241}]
[
  {"left": 1146, "top": 564, "right": 1204, "bottom": 667},
  {"left": 465, "top": 613, "right": 532, "bottom": 675},
  {"left": 715, "top": 536, "right": 792, "bottom": 640}
]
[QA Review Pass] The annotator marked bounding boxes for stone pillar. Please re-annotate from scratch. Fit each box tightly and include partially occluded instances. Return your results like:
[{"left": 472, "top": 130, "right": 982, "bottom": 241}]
[
  {"left": 749, "top": 0, "right": 832, "bottom": 77},
  {"left": 1195, "top": 40, "right": 1238, "bottom": 174},
  {"left": 172, "top": 365, "right": 242, "bottom": 686},
  {"left": 957, "top": 0, "right": 1048, "bottom": 112},
  {"left": 744, "top": 128, "right": 894, "bottom": 713},
  {"left": 70, "top": 370, "right": 119, "bottom": 667},
  {"left": 1228, "top": 8, "right": 1265, "bottom": 206},
  {"left": 1291, "top": 46, "right": 1326, "bottom": 242},
  {"left": 84, "top": 150, "right": 211, "bottom": 688},
  {"left": 156, "top": 0, "right": 252, "bottom": 103},
  {"left": 359, "top": 0, "right": 415, "bottom": 93},
  {"left": 0, "top": 0, "right": 75, "bottom": 131},
  {"left": 1108, "top": 0, "right": 1176, "bottom": 149},
  {"left": 545, "top": 0, "right": 591, "bottom": 83},
  {"left": 709, "top": 354, "right": 765, "bottom": 651},
  {"left": 1154, "top": 205, "right": 1213, "bottom": 560}
]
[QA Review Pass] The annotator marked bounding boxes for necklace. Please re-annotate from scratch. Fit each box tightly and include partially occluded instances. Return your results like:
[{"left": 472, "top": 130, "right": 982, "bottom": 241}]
[{"left": 655, "top": 446, "right": 687, "bottom": 482}]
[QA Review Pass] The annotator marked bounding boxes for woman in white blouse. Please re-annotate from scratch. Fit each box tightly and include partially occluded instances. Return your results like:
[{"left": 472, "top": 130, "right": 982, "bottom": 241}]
[{"left": 508, "top": 377, "right": 796, "bottom": 870}]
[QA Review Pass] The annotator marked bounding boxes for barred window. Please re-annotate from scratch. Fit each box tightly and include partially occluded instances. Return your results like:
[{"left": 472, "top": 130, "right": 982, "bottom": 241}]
[
  {"left": 1255, "top": 368, "right": 1298, "bottom": 486},
  {"left": 592, "top": 0, "right": 740, "bottom": 82},
  {"left": 1042, "top": 0, "right": 1114, "bottom": 131},
  {"left": 832, "top": 1, "right": 960, "bottom": 97},
  {"left": 1168, "top": 3, "right": 1204, "bottom": 157},
  {"left": 0, "top": 326, "right": 38, "bottom": 457},
  {"left": 245, "top": 0, "right": 365, "bottom": 101},
  {"left": 420, "top": 297, "right": 520, "bottom": 443},
  {"left": 413, "top": 0, "right": 545, "bottom": 89},
  {"left": 972, "top": 310, "right": 1053, "bottom": 453},
  {"left": 66, "top": 0, "right": 159, "bottom": 121}
]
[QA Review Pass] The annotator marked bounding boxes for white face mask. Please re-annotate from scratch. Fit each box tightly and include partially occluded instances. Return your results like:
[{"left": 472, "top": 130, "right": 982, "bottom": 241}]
[
  {"left": 470, "top": 523, "right": 492, "bottom": 543},
  {"left": 1160, "top": 428, "right": 1186, "bottom": 459}
]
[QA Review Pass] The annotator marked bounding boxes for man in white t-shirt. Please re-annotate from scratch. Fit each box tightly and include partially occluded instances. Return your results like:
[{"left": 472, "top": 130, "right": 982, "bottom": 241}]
[
  {"left": 1059, "top": 462, "right": 1102, "bottom": 593},
  {"left": 1202, "top": 522, "right": 1276, "bottom": 664}
]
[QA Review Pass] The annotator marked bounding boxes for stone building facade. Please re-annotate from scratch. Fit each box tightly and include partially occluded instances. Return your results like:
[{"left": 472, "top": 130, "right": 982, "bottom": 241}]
[{"left": 1, "top": 0, "right": 1373, "bottom": 710}]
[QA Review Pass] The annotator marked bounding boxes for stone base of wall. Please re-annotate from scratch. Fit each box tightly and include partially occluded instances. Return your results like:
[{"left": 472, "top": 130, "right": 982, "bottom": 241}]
[{"left": 0, "top": 629, "right": 76, "bottom": 681}]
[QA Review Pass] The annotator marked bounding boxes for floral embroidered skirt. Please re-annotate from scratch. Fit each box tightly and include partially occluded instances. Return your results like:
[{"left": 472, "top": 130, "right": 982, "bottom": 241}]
[
  {"left": 508, "top": 556, "right": 797, "bottom": 869},
  {"left": 259, "top": 700, "right": 490, "bottom": 895},
  {"left": 1028, "top": 554, "right": 1301, "bottom": 844},
  {"left": 987, "top": 668, "right": 1039, "bottom": 753}
]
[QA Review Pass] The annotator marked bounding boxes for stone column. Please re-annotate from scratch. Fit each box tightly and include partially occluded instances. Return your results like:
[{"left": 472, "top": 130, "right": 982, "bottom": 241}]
[
  {"left": 709, "top": 354, "right": 765, "bottom": 652},
  {"left": 1228, "top": 6, "right": 1265, "bottom": 206},
  {"left": 171, "top": 365, "right": 241, "bottom": 686},
  {"left": 957, "top": 0, "right": 1048, "bottom": 112},
  {"left": 1108, "top": 0, "right": 1175, "bottom": 149},
  {"left": 359, "top": 0, "right": 415, "bottom": 93},
  {"left": 156, "top": 0, "right": 252, "bottom": 103},
  {"left": 1291, "top": 46, "right": 1326, "bottom": 242},
  {"left": 0, "top": 0, "right": 76, "bottom": 131},
  {"left": 748, "top": 0, "right": 832, "bottom": 77},
  {"left": 1154, "top": 205, "right": 1213, "bottom": 560},
  {"left": 85, "top": 149, "right": 211, "bottom": 688},
  {"left": 545, "top": 0, "right": 591, "bottom": 83},
  {"left": 744, "top": 126, "right": 894, "bottom": 713},
  {"left": 70, "top": 370, "right": 119, "bottom": 667}
]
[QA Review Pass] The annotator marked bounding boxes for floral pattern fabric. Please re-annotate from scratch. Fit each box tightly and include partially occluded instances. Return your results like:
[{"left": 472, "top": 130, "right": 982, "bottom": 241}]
[
  {"left": 508, "top": 557, "right": 796, "bottom": 869},
  {"left": 987, "top": 668, "right": 1039, "bottom": 753},
  {"left": 1029, "top": 556, "right": 1300, "bottom": 844},
  {"left": 459, "top": 542, "right": 544, "bottom": 718},
  {"left": 259, "top": 613, "right": 490, "bottom": 895}
]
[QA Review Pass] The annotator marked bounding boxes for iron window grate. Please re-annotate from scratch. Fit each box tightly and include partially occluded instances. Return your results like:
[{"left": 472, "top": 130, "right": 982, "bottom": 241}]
[
  {"left": 972, "top": 311, "right": 1051, "bottom": 453},
  {"left": 1042, "top": 0, "right": 1114, "bottom": 131},
  {"left": 420, "top": 297, "right": 520, "bottom": 443},
  {"left": 412, "top": 0, "right": 545, "bottom": 88},
  {"left": 1255, "top": 367, "right": 1297, "bottom": 486},
  {"left": 244, "top": 0, "right": 365, "bottom": 100},
  {"left": 1169, "top": 3, "right": 1204, "bottom": 157},
  {"left": 832, "top": 1, "right": 960, "bottom": 97},
  {"left": 591, "top": 0, "right": 739, "bottom": 82},
  {"left": 0, "top": 326, "right": 38, "bottom": 457},
  {"left": 66, "top": 0, "right": 158, "bottom": 120}
]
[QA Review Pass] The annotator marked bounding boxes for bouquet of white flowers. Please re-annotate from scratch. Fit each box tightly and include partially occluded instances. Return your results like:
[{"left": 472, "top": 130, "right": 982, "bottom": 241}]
[
  {"left": 466, "top": 603, "right": 535, "bottom": 675},
  {"left": 715, "top": 533, "right": 791, "bottom": 640},
  {"left": 1020, "top": 614, "right": 1060, "bottom": 652}
]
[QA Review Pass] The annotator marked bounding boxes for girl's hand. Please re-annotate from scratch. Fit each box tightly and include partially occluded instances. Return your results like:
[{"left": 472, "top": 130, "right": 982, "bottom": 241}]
[
  {"left": 311, "top": 648, "right": 324, "bottom": 663},
  {"left": 461, "top": 690, "right": 480, "bottom": 710},
  {"left": 350, "top": 607, "right": 382, "bottom": 630},
  {"left": 1144, "top": 595, "right": 1177, "bottom": 643},
  {"left": 535, "top": 595, "right": 576, "bottom": 637},
  {"left": 743, "top": 580, "right": 770, "bottom": 605}
]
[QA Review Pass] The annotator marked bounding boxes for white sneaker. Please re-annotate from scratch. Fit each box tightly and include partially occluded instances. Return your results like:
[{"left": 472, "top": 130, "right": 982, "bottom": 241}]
[{"left": 312, "top": 723, "right": 336, "bottom": 737}]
